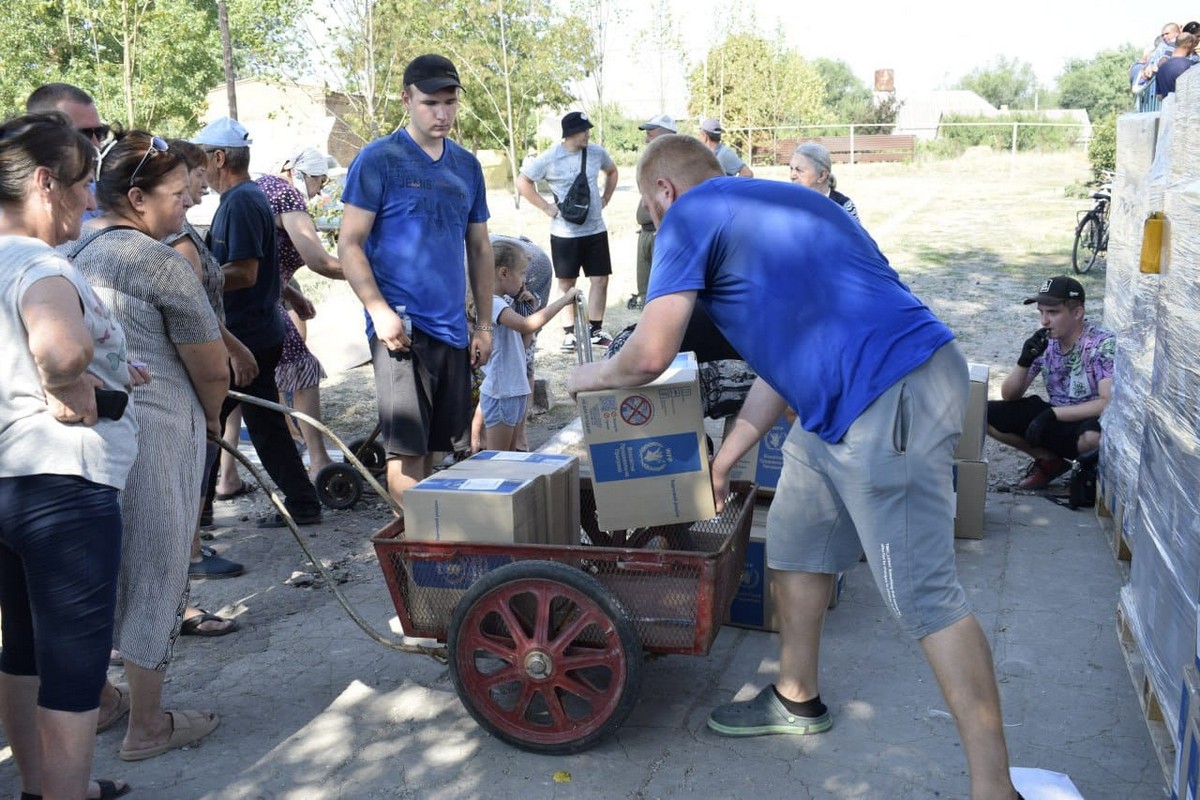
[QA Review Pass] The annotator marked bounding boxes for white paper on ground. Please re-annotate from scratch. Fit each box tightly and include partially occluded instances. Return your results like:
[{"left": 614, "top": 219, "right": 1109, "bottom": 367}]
[{"left": 1010, "top": 767, "right": 1084, "bottom": 799}]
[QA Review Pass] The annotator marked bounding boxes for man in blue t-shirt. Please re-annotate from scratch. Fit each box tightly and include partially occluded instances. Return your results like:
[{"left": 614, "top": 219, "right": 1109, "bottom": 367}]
[
  {"left": 1155, "top": 31, "right": 1197, "bottom": 97},
  {"left": 338, "top": 53, "right": 495, "bottom": 507},
  {"left": 196, "top": 116, "right": 322, "bottom": 527},
  {"left": 568, "top": 135, "right": 1021, "bottom": 800}
]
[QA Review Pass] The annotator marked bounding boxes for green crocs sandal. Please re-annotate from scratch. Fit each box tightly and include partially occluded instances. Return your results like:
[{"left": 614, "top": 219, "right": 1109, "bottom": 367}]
[{"left": 707, "top": 685, "right": 832, "bottom": 737}]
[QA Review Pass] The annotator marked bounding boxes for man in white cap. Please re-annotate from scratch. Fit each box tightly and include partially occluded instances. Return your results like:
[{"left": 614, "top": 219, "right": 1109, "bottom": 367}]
[
  {"left": 193, "top": 116, "right": 323, "bottom": 528},
  {"left": 630, "top": 114, "right": 676, "bottom": 309},
  {"left": 699, "top": 117, "right": 753, "bottom": 177},
  {"left": 338, "top": 53, "right": 495, "bottom": 507},
  {"left": 516, "top": 110, "right": 619, "bottom": 351}
]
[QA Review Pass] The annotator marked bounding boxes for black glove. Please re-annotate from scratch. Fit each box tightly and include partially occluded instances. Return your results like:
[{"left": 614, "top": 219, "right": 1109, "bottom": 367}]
[
  {"left": 1017, "top": 328, "right": 1050, "bottom": 368},
  {"left": 1024, "top": 407, "right": 1056, "bottom": 448}
]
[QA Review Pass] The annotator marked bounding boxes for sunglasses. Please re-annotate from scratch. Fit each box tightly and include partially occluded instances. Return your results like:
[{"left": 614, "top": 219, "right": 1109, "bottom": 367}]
[
  {"left": 78, "top": 125, "right": 112, "bottom": 142},
  {"left": 96, "top": 136, "right": 169, "bottom": 186}
]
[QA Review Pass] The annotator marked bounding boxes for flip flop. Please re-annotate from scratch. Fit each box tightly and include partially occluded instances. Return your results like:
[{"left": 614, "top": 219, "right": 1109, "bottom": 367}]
[
  {"left": 215, "top": 482, "right": 257, "bottom": 501},
  {"left": 118, "top": 709, "right": 220, "bottom": 762},
  {"left": 21, "top": 779, "right": 130, "bottom": 800},
  {"left": 96, "top": 684, "right": 130, "bottom": 733},
  {"left": 181, "top": 610, "right": 240, "bottom": 637}
]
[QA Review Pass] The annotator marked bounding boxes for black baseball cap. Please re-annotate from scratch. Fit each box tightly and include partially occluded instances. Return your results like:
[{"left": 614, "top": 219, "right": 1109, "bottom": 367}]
[
  {"left": 403, "top": 54, "right": 462, "bottom": 93},
  {"left": 1024, "top": 275, "right": 1085, "bottom": 305},
  {"left": 561, "top": 111, "right": 594, "bottom": 138}
]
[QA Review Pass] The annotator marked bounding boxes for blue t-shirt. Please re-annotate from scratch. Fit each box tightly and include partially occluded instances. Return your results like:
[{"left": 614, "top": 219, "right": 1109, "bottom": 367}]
[
  {"left": 341, "top": 128, "right": 490, "bottom": 348},
  {"left": 207, "top": 180, "right": 284, "bottom": 350},
  {"left": 647, "top": 177, "right": 954, "bottom": 444},
  {"left": 1155, "top": 56, "right": 1195, "bottom": 96}
]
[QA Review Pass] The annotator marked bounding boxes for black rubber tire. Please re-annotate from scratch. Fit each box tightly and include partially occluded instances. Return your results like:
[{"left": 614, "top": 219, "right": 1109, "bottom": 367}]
[
  {"left": 343, "top": 437, "right": 386, "bottom": 477},
  {"left": 315, "top": 463, "right": 363, "bottom": 510},
  {"left": 447, "top": 560, "right": 642, "bottom": 754},
  {"left": 1073, "top": 213, "right": 1101, "bottom": 274}
]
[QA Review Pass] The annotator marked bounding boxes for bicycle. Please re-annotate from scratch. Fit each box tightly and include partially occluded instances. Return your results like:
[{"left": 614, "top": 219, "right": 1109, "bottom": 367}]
[{"left": 1073, "top": 171, "right": 1112, "bottom": 274}]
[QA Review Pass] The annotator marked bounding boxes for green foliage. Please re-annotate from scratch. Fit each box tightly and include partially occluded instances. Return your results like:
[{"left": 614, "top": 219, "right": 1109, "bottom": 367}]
[
  {"left": 0, "top": 0, "right": 308, "bottom": 136},
  {"left": 1056, "top": 46, "right": 1141, "bottom": 122},
  {"left": 688, "top": 31, "right": 827, "bottom": 153},
  {"left": 957, "top": 56, "right": 1039, "bottom": 109},
  {"left": 1087, "top": 113, "right": 1117, "bottom": 177},
  {"left": 939, "top": 113, "right": 1079, "bottom": 151},
  {"left": 326, "top": 0, "right": 589, "bottom": 160},
  {"left": 812, "top": 58, "right": 871, "bottom": 118},
  {"left": 580, "top": 102, "right": 642, "bottom": 155}
]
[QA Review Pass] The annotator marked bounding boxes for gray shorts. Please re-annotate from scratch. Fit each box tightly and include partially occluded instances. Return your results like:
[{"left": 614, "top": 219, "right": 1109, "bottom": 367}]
[
  {"left": 480, "top": 394, "right": 528, "bottom": 427},
  {"left": 765, "top": 342, "right": 971, "bottom": 639}
]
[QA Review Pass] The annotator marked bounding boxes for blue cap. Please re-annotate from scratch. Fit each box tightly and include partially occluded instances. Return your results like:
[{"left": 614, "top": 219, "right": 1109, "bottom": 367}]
[{"left": 191, "top": 117, "right": 252, "bottom": 148}]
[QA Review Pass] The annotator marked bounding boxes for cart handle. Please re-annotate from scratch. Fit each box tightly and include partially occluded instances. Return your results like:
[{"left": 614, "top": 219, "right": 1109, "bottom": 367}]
[
  {"left": 573, "top": 291, "right": 593, "bottom": 365},
  {"left": 614, "top": 559, "right": 676, "bottom": 573}
]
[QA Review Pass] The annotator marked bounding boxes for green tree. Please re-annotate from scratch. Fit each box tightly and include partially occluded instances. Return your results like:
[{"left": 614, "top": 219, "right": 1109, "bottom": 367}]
[
  {"left": 0, "top": 0, "right": 307, "bottom": 135},
  {"left": 812, "top": 58, "right": 871, "bottom": 119},
  {"left": 1056, "top": 45, "right": 1141, "bottom": 122},
  {"left": 688, "top": 31, "right": 826, "bottom": 155},
  {"left": 957, "top": 56, "right": 1038, "bottom": 109}
]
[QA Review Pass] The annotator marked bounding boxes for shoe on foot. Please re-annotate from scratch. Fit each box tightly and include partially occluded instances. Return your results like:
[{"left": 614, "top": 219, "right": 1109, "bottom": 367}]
[
  {"left": 560, "top": 332, "right": 577, "bottom": 352},
  {"left": 707, "top": 685, "right": 832, "bottom": 737},
  {"left": 188, "top": 548, "right": 244, "bottom": 579},
  {"left": 1018, "top": 457, "right": 1070, "bottom": 489},
  {"left": 256, "top": 510, "right": 322, "bottom": 528},
  {"left": 590, "top": 329, "right": 613, "bottom": 347},
  {"left": 181, "top": 609, "right": 240, "bottom": 637},
  {"left": 118, "top": 709, "right": 219, "bottom": 761},
  {"left": 96, "top": 683, "right": 130, "bottom": 733}
]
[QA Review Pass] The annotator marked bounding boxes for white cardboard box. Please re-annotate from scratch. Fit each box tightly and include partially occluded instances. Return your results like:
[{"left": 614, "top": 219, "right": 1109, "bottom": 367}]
[
  {"left": 442, "top": 451, "right": 580, "bottom": 545},
  {"left": 953, "top": 458, "right": 988, "bottom": 539},
  {"left": 954, "top": 362, "right": 991, "bottom": 461},
  {"left": 576, "top": 352, "right": 715, "bottom": 531},
  {"left": 403, "top": 475, "right": 544, "bottom": 544}
]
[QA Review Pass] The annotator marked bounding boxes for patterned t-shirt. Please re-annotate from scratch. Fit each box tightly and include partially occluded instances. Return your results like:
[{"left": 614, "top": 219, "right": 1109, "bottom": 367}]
[
  {"left": 1029, "top": 320, "right": 1115, "bottom": 407},
  {"left": 255, "top": 174, "right": 309, "bottom": 282}
]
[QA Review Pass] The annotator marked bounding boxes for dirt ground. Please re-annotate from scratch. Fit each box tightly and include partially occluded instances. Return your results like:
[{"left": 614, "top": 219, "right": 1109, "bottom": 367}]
[{"left": 302, "top": 146, "right": 1099, "bottom": 488}]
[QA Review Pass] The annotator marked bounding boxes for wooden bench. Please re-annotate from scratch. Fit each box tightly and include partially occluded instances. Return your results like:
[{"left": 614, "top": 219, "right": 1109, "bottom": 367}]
[{"left": 754, "top": 134, "right": 916, "bottom": 166}]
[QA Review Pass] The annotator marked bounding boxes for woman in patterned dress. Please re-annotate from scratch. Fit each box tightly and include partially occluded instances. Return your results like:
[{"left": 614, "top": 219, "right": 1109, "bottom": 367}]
[
  {"left": 253, "top": 147, "right": 342, "bottom": 480},
  {"left": 71, "top": 131, "right": 228, "bottom": 762}
]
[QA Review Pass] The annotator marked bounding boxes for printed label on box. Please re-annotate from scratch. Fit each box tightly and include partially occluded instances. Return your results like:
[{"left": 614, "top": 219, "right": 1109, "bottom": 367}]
[
  {"left": 589, "top": 432, "right": 702, "bottom": 482},
  {"left": 410, "top": 556, "right": 512, "bottom": 589},
  {"left": 729, "top": 538, "right": 767, "bottom": 628}
]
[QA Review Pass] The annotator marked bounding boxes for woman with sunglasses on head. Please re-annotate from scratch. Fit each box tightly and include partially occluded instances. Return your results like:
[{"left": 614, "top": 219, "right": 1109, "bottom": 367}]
[
  {"left": 0, "top": 112, "right": 136, "bottom": 799},
  {"left": 69, "top": 130, "right": 228, "bottom": 762}
]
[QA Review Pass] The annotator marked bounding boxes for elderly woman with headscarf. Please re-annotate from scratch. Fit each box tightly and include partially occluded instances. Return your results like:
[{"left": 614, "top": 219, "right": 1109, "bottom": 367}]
[{"left": 789, "top": 142, "right": 861, "bottom": 223}]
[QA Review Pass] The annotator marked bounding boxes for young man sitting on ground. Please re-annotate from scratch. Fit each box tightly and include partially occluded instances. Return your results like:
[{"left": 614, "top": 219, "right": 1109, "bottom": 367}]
[{"left": 987, "top": 276, "right": 1114, "bottom": 489}]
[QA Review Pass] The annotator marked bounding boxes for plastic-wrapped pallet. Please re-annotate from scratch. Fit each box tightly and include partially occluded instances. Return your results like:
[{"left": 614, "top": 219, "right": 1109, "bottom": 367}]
[{"left": 1099, "top": 111, "right": 1165, "bottom": 520}]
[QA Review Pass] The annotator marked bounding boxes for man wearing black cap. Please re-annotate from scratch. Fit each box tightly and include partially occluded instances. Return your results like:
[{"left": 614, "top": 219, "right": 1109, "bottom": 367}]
[
  {"left": 987, "top": 276, "right": 1114, "bottom": 489},
  {"left": 516, "top": 111, "right": 619, "bottom": 351},
  {"left": 338, "top": 53, "right": 495, "bottom": 507}
]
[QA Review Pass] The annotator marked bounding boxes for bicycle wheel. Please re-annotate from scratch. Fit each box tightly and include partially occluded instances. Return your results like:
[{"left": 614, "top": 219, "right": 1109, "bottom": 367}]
[{"left": 1073, "top": 213, "right": 1101, "bottom": 274}]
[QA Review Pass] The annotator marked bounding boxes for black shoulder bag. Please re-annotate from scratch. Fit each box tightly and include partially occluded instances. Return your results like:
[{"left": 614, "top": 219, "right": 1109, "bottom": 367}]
[{"left": 555, "top": 147, "right": 591, "bottom": 224}]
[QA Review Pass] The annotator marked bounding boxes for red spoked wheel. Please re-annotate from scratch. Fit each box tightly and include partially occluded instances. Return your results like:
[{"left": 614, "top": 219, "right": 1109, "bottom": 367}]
[{"left": 447, "top": 560, "right": 643, "bottom": 754}]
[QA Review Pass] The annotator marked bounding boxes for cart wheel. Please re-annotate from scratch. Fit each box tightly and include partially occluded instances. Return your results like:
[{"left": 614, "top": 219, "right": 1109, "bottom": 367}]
[
  {"left": 447, "top": 560, "right": 642, "bottom": 754},
  {"left": 315, "top": 463, "right": 363, "bottom": 510},
  {"left": 344, "top": 437, "right": 386, "bottom": 477}
]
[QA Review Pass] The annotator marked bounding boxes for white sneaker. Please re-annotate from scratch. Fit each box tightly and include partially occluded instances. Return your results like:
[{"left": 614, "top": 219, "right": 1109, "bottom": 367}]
[
  {"left": 561, "top": 333, "right": 577, "bottom": 352},
  {"left": 590, "top": 329, "right": 613, "bottom": 347}
]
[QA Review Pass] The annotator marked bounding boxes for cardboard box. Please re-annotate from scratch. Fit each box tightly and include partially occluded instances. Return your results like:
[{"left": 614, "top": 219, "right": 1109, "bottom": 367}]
[
  {"left": 726, "top": 505, "right": 844, "bottom": 631},
  {"left": 726, "top": 415, "right": 792, "bottom": 496},
  {"left": 404, "top": 553, "right": 513, "bottom": 632},
  {"left": 1175, "top": 665, "right": 1200, "bottom": 800},
  {"left": 953, "top": 459, "right": 988, "bottom": 539},
  {"left": 443, "top": 451, "right": 581, "bottom": 545},
  {"left": 577, "top": 352, "right": 715, "bottom": 531},
  {"left": 954, "top": 363, "right": 991, "bottom": 461},
  {"left": 404, "top": 475, "right": 544, "bottom": 543}
]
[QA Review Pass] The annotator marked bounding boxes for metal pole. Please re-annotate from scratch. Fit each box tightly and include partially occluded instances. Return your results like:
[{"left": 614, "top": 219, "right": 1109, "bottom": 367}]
[{"left": 573, "top": 293, "right": 593, "bottom": 364}]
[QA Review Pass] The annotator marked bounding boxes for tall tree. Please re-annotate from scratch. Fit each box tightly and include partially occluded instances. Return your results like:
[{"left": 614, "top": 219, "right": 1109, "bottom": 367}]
[
  {"left": 956, "top": 56, "right": 1038, "bottom": 109},
  {"left": 1056, "top": 45, "right": 1141, "bottom": 122},
  {"left": 635, "top": 0, "right": 684, "bottom": 113},
  {"left": 688, "top": 30, "right": 826, "bottom": 152}
]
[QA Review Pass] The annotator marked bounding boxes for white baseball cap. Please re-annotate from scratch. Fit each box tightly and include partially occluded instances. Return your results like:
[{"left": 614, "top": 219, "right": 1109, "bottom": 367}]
[{"left": 638, "top": 113, "right": 677, "bottom": 133}]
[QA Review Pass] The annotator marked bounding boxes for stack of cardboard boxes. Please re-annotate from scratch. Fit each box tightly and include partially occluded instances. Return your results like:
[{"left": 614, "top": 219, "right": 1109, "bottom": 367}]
[
  {"left": 953, "top": 363, "right": 991, "bottom": 539},
  {"left": 404, "top": 451, "right": 581, "bottom": 545}
]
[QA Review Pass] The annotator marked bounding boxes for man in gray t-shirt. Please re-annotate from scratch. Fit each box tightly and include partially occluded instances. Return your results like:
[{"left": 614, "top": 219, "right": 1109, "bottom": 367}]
[
  {"left": 699, "top": 117, "right": 753, "bottom": 178},
  {"left": 516, "top": 111, "right": 619, "bottom": 352}
]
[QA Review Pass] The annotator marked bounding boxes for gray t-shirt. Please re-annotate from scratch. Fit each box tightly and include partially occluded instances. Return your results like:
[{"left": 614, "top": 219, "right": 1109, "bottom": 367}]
[
  {"left": 481, "top": 295, "right": 531, "bottom": 399},
  {"left": 713, "top": 142, "right": 746, "bottom": 176},
  {"left": 520, "top": 143, "right": 615, "bottom": 238},
  {"left": 0, "top": 235, "right": 139, "bottom": 489}
]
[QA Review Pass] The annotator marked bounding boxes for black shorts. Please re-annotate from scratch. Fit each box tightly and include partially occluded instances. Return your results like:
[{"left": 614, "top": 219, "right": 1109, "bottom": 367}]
[
  {"left": 550, "top": 231, "right": 612, "bottom": 279},
  {"left": 987, "top": 396, "right": 1101, "bottom": 459},
  {"left": 370, "top": 331, "right": 471, "bottom": 457}
]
